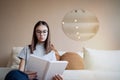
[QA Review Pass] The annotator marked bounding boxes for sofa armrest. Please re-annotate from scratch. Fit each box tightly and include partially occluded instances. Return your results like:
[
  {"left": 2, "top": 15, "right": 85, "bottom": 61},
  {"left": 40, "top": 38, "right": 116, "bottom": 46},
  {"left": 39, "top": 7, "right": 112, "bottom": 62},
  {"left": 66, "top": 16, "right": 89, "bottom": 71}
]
[{"left": 0, "top": 67, "right": 12, "bottom": 80}]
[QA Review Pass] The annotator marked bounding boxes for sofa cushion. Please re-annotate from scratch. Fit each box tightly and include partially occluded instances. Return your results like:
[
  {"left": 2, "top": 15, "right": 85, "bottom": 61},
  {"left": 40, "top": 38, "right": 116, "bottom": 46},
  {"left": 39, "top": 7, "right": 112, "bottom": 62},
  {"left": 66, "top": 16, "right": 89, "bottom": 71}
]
[
  {"left": 7, "top": 47, "right": 84, "bottom": 70},
  {"left": 60, "top": 52, "right": 84, "bottom": 70},
  {"left": 83, "top": 48, "right": 120, "bottom": 71},
  {"left": 7, "top": 47, "right": 23, "bottom": 69}
]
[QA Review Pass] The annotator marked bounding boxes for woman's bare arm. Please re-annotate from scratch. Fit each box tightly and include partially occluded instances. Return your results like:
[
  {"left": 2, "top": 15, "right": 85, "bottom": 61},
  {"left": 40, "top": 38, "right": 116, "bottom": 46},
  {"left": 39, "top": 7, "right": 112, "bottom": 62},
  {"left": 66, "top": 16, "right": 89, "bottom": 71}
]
[{"left": 19, "top": 59, "right": 25, "bottom": 72}]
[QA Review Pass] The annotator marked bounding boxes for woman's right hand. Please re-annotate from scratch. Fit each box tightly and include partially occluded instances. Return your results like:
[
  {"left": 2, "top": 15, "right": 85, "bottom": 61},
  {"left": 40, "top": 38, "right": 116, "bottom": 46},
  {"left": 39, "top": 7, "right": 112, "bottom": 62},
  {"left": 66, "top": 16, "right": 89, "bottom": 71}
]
[
  {"left": 52, "top": 74, "right": 63, "bottom": 80},
  {"left": 25, "top": 71, "right": 37, "bottom": 80}
]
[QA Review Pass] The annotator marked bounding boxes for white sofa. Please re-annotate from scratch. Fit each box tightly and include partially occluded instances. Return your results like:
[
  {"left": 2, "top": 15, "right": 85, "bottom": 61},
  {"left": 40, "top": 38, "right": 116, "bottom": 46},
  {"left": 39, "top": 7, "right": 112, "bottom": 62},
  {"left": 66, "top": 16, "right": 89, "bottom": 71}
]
[
  {"left": 63, "top": 48, "right": 120, "bottom": 80},
  {"left": 0, "top": 47, "right": 120, "bottom": 80}
]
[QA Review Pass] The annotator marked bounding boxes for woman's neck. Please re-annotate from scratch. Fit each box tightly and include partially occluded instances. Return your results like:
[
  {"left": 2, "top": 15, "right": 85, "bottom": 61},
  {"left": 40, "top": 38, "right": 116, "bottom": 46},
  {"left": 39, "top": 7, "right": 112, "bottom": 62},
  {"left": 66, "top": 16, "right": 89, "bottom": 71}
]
[{"left": 37, "top": 42, "right": 45, "bottom": 45}]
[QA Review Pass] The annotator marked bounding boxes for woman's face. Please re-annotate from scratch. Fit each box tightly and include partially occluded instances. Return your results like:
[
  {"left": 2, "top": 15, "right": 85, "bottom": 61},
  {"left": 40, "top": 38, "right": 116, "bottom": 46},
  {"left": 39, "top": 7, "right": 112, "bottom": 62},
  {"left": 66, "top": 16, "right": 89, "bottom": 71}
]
[{"left": 35, "top": 25, "right": 48, "bottom": 43}]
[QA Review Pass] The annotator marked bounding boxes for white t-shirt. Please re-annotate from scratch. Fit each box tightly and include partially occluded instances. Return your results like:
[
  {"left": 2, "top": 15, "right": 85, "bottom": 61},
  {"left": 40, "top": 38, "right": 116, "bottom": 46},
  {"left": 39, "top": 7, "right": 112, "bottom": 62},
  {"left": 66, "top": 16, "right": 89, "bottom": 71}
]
[{"left": 18, "top": 43, "right": 57, "bottom": 68}]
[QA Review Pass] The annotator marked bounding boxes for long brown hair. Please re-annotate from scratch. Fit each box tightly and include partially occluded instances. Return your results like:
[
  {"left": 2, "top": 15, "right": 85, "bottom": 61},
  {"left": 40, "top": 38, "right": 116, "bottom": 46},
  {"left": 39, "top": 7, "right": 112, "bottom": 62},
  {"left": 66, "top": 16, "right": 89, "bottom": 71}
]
[{"left": 29, "top": 21, "right": 52, "bottom": 54}]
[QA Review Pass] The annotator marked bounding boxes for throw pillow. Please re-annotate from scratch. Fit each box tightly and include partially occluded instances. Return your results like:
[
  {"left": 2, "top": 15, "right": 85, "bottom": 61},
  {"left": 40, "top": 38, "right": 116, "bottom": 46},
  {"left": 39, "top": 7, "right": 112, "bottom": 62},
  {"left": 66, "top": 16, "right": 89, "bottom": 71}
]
[
  {"left": 7, "top": 47, "right": 23, "bottom": 69},
  {"left": 83, "top": 47, "right": 120, "bottom": 71},
  {"left": 60, "top": 52, "right": 84, "bottom": 70}
]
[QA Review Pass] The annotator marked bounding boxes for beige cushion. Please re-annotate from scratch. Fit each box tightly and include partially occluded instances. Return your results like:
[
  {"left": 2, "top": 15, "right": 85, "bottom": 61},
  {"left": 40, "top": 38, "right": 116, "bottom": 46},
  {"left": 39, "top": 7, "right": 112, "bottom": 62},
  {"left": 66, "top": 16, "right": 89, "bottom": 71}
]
[
  {"left": 60, "top": 52, "right": 84, "bottom": 70},
  {"left": 84, "top": 47, "right": 120, "bottom": 71},
  {"left": 7, "top": 47, "right": 23, "bottom": 69}
]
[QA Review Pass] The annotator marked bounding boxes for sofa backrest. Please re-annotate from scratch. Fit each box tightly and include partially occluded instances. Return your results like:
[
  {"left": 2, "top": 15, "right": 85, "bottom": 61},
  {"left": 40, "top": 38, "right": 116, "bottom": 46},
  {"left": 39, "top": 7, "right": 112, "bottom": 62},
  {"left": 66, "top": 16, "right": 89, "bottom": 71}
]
[
  {"left": 7, "top": 47, "right": 120, "bottom": 72},
  {"left": 7, "top": 47, "right": 83, "bottom": 69}
]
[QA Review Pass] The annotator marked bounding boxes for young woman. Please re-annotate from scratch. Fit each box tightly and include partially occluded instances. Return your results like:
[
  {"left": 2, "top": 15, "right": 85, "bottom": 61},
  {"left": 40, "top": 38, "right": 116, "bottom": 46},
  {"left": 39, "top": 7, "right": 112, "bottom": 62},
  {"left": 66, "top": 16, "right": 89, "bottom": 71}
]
[{"left": 17, "top": 21, "right": 62, "bottom": 80}]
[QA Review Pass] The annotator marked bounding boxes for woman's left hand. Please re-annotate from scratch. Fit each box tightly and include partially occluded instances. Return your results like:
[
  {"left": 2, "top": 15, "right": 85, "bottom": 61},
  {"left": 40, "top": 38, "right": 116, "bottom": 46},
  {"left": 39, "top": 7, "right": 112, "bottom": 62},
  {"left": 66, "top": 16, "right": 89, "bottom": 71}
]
[
  {"left": 52, "top": 74, "right": 63, "bottom": 80},
  {"left": 25, "top": 71, "right": 37, "bottom": 80}
]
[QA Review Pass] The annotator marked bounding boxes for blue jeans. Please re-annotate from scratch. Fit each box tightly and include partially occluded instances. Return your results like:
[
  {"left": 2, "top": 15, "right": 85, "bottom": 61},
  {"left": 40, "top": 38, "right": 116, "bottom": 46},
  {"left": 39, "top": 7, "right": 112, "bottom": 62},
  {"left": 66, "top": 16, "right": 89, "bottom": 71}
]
[{"left": 4, "top": 69, "right": 29, "bottom": 80}]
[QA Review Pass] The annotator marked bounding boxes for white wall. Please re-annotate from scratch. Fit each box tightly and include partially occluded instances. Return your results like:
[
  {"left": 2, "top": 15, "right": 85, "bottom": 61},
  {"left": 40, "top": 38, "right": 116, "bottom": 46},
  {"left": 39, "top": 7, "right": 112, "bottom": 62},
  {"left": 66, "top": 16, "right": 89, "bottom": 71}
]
[{"left": 0, "top": 0, "right": 120, "bottom": 66}]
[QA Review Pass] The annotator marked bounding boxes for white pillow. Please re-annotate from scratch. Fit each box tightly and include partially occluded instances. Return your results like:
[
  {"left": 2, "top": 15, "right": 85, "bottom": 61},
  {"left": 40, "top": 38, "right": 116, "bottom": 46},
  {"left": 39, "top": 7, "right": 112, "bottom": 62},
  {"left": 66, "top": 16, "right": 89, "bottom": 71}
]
[
  {"left": 84, "top": 48, "right": 120, "bottom": 71},
  {"left": 7, "top": 47, "right": 23, "bottom": 69}
]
